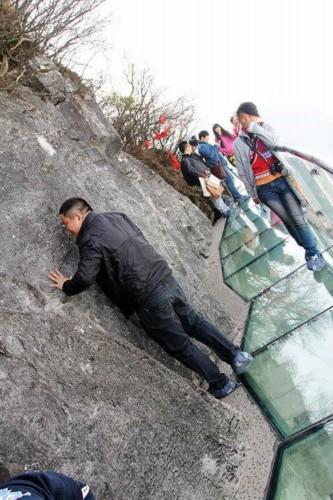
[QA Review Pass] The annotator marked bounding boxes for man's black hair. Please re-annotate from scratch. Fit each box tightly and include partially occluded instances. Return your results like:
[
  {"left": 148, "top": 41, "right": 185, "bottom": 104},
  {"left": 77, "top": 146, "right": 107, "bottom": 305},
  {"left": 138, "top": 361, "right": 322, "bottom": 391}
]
[
  {"left": 198, "top": 130, "right": 209, "bottom": 140},
  {"left": 178, "top": 141, "right": 188, "bottom": 154},
  {"left": 212, "top": 123, "right": 233, "bottom": 140},
  {"left": 236, "top": 102, "right": 259, "bottom": 117},
  {"left": 59, "top": 197, "right": 93, "bottom": 216},
  {"left": 189, "top": 136, "right": 198, "bottom": 147}
]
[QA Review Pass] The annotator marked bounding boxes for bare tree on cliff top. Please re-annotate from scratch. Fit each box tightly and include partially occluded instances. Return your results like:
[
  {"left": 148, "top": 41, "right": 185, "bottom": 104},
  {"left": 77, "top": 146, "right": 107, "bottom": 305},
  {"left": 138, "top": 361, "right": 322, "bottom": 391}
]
[
  {"left": 100, "top": 64, "right": 195, "bottom": 154},
  {"left": 0, "top": 0, "right": 108, "bottom": 87}
]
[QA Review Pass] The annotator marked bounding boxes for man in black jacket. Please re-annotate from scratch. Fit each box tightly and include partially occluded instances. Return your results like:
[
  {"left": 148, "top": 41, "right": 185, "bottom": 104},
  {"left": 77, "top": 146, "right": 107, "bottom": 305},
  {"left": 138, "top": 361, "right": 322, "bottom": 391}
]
[
  {"left": 178, "top": 141, "right": 232, "bottom": 223},
  {"left": 49, "top": 198, "right": 253, "bottom": 399}
]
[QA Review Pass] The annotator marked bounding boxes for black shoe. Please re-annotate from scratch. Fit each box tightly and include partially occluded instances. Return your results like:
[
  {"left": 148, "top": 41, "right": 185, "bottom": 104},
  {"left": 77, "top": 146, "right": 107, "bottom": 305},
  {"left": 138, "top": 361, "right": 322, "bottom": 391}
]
[
  {"left": 209, "top": 379, "right": 240, "bottom": 399},
  {"left": 212, "top": 211, "right": 224, "bottom": 225}
]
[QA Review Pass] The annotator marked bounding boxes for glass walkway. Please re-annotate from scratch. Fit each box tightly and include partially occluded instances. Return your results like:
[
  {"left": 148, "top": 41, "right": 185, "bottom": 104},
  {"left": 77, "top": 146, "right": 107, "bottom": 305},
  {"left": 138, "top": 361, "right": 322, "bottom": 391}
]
[{"left": 220, "top": 161, "right": 333, "bottom": 500}]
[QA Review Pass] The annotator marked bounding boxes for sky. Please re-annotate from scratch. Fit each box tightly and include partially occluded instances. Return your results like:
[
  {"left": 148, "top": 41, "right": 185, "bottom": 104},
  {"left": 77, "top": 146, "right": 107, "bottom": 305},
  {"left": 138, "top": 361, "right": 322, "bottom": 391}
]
[{"left": 74, "top": 0, "right": 333, "bottom": 161}]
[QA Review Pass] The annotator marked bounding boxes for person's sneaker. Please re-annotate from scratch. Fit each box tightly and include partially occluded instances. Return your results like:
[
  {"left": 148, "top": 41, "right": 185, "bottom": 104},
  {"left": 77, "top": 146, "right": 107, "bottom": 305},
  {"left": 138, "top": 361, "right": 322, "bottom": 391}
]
[
  {"left": 232, "top": 351, "right": 254, "bottom": 375},
  {"left": 209, "top": 379, "right": 240, "bottom": 399},
  {"left": 306, "top": 254, "right": 326, "bottom": 272}
]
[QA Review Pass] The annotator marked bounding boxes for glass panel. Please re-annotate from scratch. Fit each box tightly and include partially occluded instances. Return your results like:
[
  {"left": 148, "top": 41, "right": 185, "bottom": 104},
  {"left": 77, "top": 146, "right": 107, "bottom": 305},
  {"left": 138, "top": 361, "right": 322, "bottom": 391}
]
[
  {"left": 221, "top": 219, "right": 286, "bottom": 258},
  {"left": 244, "top": 309, "right": 333, "bottom": 437},
  {"left": 225, "top": 161, "right": 240, "bottom": 178},
  {"left": 312, "top": 225, "right": 333, "bottom": 255},
  {"left": 225, "top": 237, "right": 305, "bottom": 300},
  {"left": 245, "top": 248, "right": 333, "bottom": 352},
  {"left": 272, "top": 423, "right": 333, "bottom": 500},
  {"left": 223, "top": 227, "right": 288, "bottom": 279},
  {"left": 308, "top": 170, "right": 333, "bottom": 221},
  {"left": 223, "top": 204, "right": 264, "bottom": 238},
  {"left": 226, "top": 164, "right": 247, "bottom": 193},
  {"left": 309, "top": 169, "right": 333, "bottom": 221},
  {"left": 282, "top": 153, "right": 333, "bottom": 223}
]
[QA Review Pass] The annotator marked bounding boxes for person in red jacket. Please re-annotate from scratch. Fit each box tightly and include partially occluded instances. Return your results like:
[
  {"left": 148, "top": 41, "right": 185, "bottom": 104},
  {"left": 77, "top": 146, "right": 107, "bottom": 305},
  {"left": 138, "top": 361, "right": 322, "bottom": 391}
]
[{"left": 234, "top": 101, "right": 326, "bottom": 271}]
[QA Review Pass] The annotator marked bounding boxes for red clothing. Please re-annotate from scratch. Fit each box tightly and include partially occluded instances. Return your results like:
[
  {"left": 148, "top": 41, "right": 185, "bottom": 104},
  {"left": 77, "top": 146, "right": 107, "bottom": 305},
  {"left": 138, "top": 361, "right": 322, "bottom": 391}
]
[
  {"left": 168, "top": 152, "right": 181, "bottom": 170},
  {"left": 250, "top": 138, "right": 281, "bottom": 185}
]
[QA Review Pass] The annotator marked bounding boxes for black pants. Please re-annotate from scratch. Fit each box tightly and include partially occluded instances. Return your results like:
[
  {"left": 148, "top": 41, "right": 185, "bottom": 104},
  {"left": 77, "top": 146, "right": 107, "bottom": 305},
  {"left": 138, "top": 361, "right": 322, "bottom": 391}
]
[{"left": 137, "top": 276, "right": 238, "bottom": 389}]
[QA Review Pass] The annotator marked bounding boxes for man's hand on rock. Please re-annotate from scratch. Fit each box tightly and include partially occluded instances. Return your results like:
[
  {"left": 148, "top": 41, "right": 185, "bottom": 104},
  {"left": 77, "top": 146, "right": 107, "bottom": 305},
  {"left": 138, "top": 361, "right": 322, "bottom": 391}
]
[{"left": 49, "top": 269, "right": 68, "bottom": 290}]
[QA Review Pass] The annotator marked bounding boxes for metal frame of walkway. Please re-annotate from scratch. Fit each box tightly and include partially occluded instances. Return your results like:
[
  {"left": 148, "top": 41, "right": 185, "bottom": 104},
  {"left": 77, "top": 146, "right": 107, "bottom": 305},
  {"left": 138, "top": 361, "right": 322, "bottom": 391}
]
[{"left": 220, "top": 159, "right": 333, "bottom": 499}]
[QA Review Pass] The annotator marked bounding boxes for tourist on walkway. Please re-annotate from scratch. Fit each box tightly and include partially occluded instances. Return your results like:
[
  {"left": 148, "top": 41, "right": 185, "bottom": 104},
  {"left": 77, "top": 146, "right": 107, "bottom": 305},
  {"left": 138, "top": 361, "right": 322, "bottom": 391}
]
[
  {"left": 212, "top": 123, "right": 236, "bottom": 159},
  {"left": 178, "top": 140, "right": 232, "bottom": 223},
  {"left": 49, "top": 198, "right": 253, "bottom": 400},
  {"left": 234, "top": 101, "right": 326, "bottom": 271},
  {"left": 198, "top": 131, "right": 249, "bottom": 205}
]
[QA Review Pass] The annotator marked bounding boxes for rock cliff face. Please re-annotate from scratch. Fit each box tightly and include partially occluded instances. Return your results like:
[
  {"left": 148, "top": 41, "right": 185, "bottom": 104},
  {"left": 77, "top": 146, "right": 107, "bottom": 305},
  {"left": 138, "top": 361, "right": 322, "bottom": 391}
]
[{"left": 0, "top": 57, "right": 244, "bottom": 499}]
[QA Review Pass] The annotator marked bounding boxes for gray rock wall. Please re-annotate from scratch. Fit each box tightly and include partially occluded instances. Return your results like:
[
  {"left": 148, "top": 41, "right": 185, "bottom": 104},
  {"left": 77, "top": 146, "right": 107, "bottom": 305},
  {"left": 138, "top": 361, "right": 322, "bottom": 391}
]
[{"left": 0, "top": 61, "right": 244, "bottom": 499}]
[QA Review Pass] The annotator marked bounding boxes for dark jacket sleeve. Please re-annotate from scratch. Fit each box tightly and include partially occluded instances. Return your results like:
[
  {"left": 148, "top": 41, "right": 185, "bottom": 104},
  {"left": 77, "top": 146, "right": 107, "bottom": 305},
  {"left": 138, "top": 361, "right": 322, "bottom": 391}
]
[
  {"left": 180, "top": 158, "right": 200, "bottom": 186},
  {"left": 198, "top": 143, "right": 219, "bottom": 166},
  {"left": 63, "top": 241, "right": 102, "bottom": 296},
  {"left": 181, "top": 157, "right": 200, "bottom": 178}
]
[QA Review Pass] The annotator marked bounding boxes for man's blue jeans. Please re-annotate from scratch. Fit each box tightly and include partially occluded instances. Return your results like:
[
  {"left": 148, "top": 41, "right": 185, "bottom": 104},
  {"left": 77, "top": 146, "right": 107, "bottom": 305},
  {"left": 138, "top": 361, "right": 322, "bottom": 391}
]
[
  {"left": 224, "top": 165, "right": 243, "bottom": 201},
  {"left": 257, "top": 177, "right": 319, "bottom": 257}
]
